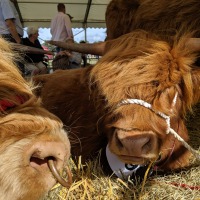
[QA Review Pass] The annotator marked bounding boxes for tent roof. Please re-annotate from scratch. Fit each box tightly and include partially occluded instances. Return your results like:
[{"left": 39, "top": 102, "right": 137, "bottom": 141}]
[{"left": 16, "top": 0, "right": 111, "bottom": 28}]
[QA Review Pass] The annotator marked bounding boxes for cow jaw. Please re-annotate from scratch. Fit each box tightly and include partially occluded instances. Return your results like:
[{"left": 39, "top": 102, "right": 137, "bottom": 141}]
[{"left": 109, "top": 128, "right": 159, "bottom": 165}]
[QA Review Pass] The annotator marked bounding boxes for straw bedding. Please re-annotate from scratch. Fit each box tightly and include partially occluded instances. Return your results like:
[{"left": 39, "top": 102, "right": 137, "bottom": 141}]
[{"left": 45, "top": 103, "right": 200, "bottom": 200}]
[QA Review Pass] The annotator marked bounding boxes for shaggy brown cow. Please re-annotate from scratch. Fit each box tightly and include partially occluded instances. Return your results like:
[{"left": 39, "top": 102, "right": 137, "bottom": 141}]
[
  {"left": 34, "top": 31, "right": 200, "bottom": 176},
  {"left": 106, "top": 0, "right": 200, "bottom": 40},
  {"left": 0, "top": 37, "right": 71, "bottom": 200}
]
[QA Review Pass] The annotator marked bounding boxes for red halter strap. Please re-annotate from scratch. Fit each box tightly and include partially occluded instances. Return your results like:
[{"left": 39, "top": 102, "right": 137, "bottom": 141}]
[{"left": 0, "top": 96, "right": 25, "bottom": 111}]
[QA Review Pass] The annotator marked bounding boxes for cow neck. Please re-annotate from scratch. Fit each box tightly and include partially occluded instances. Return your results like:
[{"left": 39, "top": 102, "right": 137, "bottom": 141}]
[
  {"left": 117, "top": 93, "right": 200, "bottom": 161},
  {"left": 0, "top": 95, "right": 26, "bottom": 112}
]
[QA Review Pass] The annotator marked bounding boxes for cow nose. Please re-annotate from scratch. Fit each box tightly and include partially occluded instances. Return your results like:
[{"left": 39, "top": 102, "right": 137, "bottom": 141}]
[
  {"left": 28, "top": 141, "right": 68, "bottom": 170},
  {"left": 24, "top": 140, "right": 71, "bottom": 187},
  {"left": 116, "top": 130, "right": 156, "bottom": 155}
]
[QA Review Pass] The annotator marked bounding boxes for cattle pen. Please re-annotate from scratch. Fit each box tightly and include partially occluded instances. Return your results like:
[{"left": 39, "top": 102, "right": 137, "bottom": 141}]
[{"left": 45, "top": 103, "right": 200, "bottom": 200}]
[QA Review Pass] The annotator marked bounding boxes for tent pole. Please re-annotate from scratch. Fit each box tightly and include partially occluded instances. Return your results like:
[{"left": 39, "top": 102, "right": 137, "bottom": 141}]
[{"left": 83, "top": 0, "right": 92, "bottom": 42}]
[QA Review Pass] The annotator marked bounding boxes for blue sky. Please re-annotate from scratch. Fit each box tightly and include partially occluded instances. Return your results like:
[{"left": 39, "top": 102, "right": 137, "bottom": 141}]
[{"left": 24, "top": 27, "right": 107, "bottom": 44}]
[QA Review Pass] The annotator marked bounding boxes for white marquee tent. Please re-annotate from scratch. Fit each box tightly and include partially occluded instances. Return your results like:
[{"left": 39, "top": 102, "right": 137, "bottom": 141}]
[{"left": 15, "top": 0, "right": 111, "bottom": 29}]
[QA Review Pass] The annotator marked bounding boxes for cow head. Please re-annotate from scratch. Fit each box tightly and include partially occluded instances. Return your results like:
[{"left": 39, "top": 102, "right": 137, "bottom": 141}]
[
  {"left": 0, "top": 38, "right": 71, "bottom": 200},
  {"left": 47, "top": 30, "right": 200, "bottom": 170},
  {"left": 90, "top": 31, "right": 200, "bottom": 170}
]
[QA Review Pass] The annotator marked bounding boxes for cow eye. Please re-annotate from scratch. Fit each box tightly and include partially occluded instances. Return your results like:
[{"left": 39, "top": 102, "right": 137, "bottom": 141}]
[
  {"left": 109, "top": 113, "right": 122, "bottom": 124},
  {"left": 106, "top": 113, "right": 123, "bottom": 130},
  {"left": 152, "top": 80, "right": 159, "bottom": 87}
]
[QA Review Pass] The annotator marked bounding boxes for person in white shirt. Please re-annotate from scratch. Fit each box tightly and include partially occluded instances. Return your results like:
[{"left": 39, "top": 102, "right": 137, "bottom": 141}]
[
  {"left": 50, "top": 3, "right": 73, "bottom": 52},
  {"left": 0, "top": 0, "right": 24, "bottom": 73},
  {"left": 0, "top": 0, "right": 23, "bottom": 43}
]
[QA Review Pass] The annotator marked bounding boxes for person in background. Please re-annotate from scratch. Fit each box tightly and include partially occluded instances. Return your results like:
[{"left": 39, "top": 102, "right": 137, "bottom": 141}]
[
  {"left": 50, "top": 3, "right": 73, "bottom": 52},
  {"left": 0, "top": 0, "right": 24, "bottom": 74},
  {"left": 22, "top": 26, "right": 48, "bottom": 76},
  {"left": 0, "top": 0, "right": 23, "bottom": 43},
  {"left": 80, "top": 40, "right": 87, "bottom": 67}
]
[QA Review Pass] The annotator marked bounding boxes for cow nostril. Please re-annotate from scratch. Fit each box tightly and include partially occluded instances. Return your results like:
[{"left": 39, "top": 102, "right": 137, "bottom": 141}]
[
  {"left": 30, "top": 155, "right": 57, "bottom": 168},
  {"left": 30, "top": 155, "right": 72, "bottom": 188},
  {"left": 115, "top": 131, "right": 124, "bottom": 148},
  {"left": 30, "top": 157, "right": 48, "bottom": 166},
  {"left": 141, "top": 138, "right": 152, "bottom": 153}
]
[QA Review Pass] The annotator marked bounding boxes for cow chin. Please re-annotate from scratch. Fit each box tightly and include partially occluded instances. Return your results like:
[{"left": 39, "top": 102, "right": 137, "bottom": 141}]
[{"left": 109, "top": 128, "right": 159, "bottom": 165}]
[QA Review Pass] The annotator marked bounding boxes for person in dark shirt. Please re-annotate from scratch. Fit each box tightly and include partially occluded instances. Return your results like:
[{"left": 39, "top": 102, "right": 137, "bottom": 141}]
[{"left": 22, "top": 26, "right": 47, "bottom": 76}]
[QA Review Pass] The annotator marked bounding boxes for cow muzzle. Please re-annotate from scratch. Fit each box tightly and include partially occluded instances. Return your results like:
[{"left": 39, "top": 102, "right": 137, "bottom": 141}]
[
  {"left": 25, "top": 141, "right": 72, "bottom": 188},
  {"left": 111, "top": 129, "right": 159, "bottom": 164}
]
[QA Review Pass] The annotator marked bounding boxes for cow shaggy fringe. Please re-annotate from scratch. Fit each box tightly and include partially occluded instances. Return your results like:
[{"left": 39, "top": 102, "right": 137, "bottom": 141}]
[{"left": 90, "top": 31, "right": 198, "bottom": 115}]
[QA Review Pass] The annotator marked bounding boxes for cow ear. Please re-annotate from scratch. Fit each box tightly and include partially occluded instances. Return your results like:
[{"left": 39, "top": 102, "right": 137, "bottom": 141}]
[
  {"left": 155, "top": 86, "right": 179, "bottom": 113},
  {"left": 191, "top": 67, "right": 200, "bottom": 104}
]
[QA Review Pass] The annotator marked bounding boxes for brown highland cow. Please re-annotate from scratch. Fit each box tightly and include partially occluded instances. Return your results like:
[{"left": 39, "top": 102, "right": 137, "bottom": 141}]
[{"left": 34, "top": 0, "right": 200, "bottom": 179}]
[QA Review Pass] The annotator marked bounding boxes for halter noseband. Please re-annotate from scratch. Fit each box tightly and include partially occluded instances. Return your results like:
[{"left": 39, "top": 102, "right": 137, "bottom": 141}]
[
  {"left": 0, "top": 96, "right": 25, "bottom": 112},
  {"left": 117, "top": 93, "right": 200, "bottom": 161}
]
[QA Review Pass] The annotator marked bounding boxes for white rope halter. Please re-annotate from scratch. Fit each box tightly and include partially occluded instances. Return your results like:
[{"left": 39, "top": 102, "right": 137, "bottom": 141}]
[{"left": 117, "top": 93, "right": 200, "bottom": 161}]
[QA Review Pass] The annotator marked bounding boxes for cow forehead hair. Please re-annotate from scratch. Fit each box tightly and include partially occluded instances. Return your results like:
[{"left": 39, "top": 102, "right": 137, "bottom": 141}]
[
  {"left": 90, "top": 31, "right": 196, "bottom": 111},
  {"left": 92, "top": 31, "right": 194, "bottom": 86}
]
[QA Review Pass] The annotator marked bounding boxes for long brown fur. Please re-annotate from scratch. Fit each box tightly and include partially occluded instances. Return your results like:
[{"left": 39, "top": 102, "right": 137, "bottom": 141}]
[
  {"left": 93, "top": 31, "right": 199, "bottom": 114},
  {"left": 106, "top": 0, "right": 200, "bottom": 40}
]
